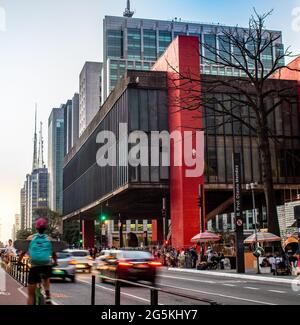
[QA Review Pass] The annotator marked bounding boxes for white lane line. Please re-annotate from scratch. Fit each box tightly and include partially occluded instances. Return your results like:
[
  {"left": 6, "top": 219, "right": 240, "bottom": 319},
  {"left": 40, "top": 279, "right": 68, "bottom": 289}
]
[
  {"left": 223, "top": 284, "right": 236, "bottom": 287},
  {"left": 159, "top": 274, "right": 216, "bottom": 284},
  {"left": 78, "top": 279, "right": 164, "bottom": 305},
  {"left": 17, "top": 286, "right": 60, "bottom": 305},
  {"left": 244, "top": 287, "right": 260, "bottom": 291},
  {"left": 268, "top": 290, "right": 286, "bottom": 294},
  {"left": 157, "top": 283, "right": 277, "bottom": 305}
]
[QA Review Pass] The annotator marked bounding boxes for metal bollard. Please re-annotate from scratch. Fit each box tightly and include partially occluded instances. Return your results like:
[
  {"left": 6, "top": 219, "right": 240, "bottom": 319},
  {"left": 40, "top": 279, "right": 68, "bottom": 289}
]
[
  {"left": 150, "top": 289, "right": 158, "bottom": 306},
  {"left": 91, "top": 275, "right": 96, "bottom": 305},
  {"left": 115, "top": 280, "right": 121, "bottom": 305}
]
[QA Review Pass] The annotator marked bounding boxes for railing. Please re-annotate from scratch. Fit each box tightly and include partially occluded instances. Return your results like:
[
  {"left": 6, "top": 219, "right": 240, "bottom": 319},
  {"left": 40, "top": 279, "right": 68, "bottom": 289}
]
[
  {"left": 91, "top": 275, "right": 220, "bottom": 306},
  {"left": 5, "top": 256, "right": 29, "bottom": 287}
]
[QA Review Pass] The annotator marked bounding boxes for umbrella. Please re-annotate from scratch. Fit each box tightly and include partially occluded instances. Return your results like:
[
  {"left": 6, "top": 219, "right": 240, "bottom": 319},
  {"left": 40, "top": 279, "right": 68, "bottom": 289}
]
[
  {"left": 244, "top": 232, "right": 281, "bottom": 244},
  {"left": 283, "top": 236, "right": 299, "bottom": 251},
  {"left": 191, "top": 231, "right": 220, "bottom": 243}
]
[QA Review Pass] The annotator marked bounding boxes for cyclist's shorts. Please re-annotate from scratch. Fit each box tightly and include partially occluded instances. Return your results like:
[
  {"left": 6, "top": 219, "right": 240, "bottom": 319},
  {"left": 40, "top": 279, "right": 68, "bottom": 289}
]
[{"left": 28, "top": 265, "right": 52, "bottom": 285}]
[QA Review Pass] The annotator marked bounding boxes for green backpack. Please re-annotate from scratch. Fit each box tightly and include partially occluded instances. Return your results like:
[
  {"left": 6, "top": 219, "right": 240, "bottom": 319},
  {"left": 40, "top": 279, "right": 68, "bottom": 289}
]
[{"left": 29, "top": 234, "right": 53, "bottom": 266}]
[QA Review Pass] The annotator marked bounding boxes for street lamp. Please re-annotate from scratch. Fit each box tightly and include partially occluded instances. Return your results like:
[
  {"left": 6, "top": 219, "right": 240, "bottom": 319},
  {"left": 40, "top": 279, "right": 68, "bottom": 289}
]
[{"left": 246, "top": 182, "right": 261, "bottom": 274}]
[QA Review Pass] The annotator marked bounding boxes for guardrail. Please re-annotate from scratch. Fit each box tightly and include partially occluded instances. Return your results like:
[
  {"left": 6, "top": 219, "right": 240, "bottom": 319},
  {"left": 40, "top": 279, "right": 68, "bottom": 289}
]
[
  {"left": 91, "top": 275, "right": 220, "bottom": 306},
  {"left": 5, "top": 257, "right": 29, "bottom": 287}
]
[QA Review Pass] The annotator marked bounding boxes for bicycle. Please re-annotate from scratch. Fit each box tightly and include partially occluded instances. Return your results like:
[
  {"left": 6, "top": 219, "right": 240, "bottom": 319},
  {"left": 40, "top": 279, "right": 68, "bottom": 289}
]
[{"left": 34, "top": 279, "right": 46, "bottom": 305}]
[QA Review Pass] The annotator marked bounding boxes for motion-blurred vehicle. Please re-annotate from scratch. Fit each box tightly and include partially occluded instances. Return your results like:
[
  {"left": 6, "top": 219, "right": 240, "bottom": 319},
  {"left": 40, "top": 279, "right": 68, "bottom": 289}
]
[
  {"left": 51, "top": 251, "right": 76, "bottom": 282},
  {"left": 95, "top": 249, "right": 116, "bottom": 271},
  {"left": 98, "top": 250, "right": 162, "bottom": 285},
  {"left": 64, "top": 249, "right": 93, "bottom": 273}
]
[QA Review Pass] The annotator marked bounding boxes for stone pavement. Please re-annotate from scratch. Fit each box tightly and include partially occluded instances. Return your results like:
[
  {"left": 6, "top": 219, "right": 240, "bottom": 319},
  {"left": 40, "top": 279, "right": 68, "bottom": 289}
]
[{"left": 0, "top": 267, "right": 26, "bottom": 305}]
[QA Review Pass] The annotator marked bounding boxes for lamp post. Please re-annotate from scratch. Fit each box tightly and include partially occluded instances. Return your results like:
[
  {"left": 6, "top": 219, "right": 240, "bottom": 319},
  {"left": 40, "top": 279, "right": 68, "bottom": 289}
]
[{"left": 246, "top": 182, "right": 260, "bottom": 274}]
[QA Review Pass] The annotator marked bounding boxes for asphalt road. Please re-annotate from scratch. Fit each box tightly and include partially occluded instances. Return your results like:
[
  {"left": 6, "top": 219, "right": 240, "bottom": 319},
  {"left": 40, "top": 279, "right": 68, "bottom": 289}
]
[{"left": 25, "top": 268, "right": 300, "bottom": 306}]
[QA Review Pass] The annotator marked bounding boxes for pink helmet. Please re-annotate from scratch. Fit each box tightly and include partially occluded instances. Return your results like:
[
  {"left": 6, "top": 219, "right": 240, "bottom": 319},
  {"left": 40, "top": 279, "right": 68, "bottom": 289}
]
[{"left": 35, "top": 217, "right": 48, "bottom": 230}]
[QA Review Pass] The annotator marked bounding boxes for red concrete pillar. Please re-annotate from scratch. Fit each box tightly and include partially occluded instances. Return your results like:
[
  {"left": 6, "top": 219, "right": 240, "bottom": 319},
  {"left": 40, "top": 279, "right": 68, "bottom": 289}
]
[
  {"left": 82, "top": 220, "right": 95, "bottom": 249},
  {"left": 152, "top": 219, "right": 164, "bottom": 246},
  {"left": 152, "top": 36, "right": 205, "bottom": 250}
]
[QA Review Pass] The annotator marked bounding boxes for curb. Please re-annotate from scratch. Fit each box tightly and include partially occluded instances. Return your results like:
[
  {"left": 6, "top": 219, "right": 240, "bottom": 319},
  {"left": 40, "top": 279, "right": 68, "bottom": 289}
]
[{"left": 167, "top": 268, "right": 299, "bottom": 285}]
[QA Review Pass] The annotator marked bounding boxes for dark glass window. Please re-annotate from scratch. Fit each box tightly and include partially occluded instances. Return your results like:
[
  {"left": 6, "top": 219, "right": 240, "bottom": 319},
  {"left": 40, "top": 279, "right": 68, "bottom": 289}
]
[
  {"left": 128, "top": 28, "right": 141, "bottom": 60},
  {"left": 159, "top": 31, "right": 172, "bottom": 55},
  {"left": 107, "top": 30, "right": 123, "bottom": 58},
  {"left": 218, "top": 35, "right": 231, "bottom": 64},
  {"left": 204, "top": 34, "right": 217, "bottom": 64},
  {"left": 143, "top": 29, "right": 157, "bottom": 61}
]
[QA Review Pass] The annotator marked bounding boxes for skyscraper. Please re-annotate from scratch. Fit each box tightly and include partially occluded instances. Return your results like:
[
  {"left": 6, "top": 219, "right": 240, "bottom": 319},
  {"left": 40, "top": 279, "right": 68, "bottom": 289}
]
[
  {"left": 48, "top": 107, "right": 64, "bottom": 214},
  {"left": 21, "top": 111, "right": 49, "bottom": 229},
  {"left": 102, "top": 15, "right": 284, "bottom": 100},
  {"left": 64, "top": 93, "right": 80, "bottom": 155},
  {"left": 20, "top": 185, "right": 25, "bottom": 230},
  {"left": 79, "top": 62, "right": 102, "bottom": 135}
]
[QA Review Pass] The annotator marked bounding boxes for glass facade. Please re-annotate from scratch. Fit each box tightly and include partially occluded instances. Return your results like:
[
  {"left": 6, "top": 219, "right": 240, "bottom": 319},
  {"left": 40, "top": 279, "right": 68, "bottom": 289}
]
[
  {"left": 103, "top": 17, "right": 285, "bottom": 100},
  {"left": 143, "top": 29, "right": 157, "bottom": 61},
  {"left": 107, "top": 30, "right": 123, "bottom": 58},
  {"left": 203, "top": 91, "right": 300, "bottom": 185},
  {"left": 63, "top": 85, "right": 168, "bottom": 216},
  {"left": 127, "top": 28, "right": 141, "bottom": 60},
  {"left": 159, "top": 31, "right": 172, "bottom": 56}
]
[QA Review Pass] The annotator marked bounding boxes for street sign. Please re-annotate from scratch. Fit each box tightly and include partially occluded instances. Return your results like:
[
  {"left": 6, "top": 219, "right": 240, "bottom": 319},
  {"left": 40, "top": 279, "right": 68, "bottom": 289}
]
[
  {"left": 236, "top": 219, "right": 243, "bottom": 227},
  {"left": 232, "top": 153, "right": 245, "bottom": 274}
]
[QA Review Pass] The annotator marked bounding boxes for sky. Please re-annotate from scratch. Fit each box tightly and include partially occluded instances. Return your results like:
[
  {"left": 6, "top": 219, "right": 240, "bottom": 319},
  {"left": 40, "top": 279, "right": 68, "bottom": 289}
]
[{"left": 0, "top": 0, "right": 299, "bottom": 243}]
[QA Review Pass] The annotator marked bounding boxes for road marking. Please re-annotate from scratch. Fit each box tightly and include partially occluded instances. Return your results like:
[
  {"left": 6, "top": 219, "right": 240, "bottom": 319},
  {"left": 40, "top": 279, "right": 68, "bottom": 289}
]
[
  {"left": 268, "top": 290, "right": 286, "bottom": 294},
  {"left": 158, "top": 283, "right": 277, "bottom": 305},
  {"left": 244, "top": 287, "right": 259, "bottom": 290},
  {"left": 158, "top": 274, "right": 216, "bottom": 284},
  {"left": 78, "top": 279, "right": 164, "bottom": 305},
  {"left": 17, "top": 286, "right": 60, "bottom": 305},
  {"left": 223, "top": 284, "right": 236, "bottom": 287}
]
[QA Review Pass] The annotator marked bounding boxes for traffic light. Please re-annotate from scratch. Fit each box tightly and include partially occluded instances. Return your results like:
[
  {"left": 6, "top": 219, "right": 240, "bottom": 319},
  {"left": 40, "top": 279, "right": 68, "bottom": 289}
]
[{"left": 99, "top": 214, "right": 107, "bottom": 222}]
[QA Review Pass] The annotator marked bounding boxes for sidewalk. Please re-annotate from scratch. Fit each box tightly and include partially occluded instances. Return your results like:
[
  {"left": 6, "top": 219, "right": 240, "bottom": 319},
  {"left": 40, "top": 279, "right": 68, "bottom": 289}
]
[
  {"left": 0, "top": 268, "right": 27, "bottom": 305},
  {"left": 168, "top": 268, "right": 300, "bottom": 285}
]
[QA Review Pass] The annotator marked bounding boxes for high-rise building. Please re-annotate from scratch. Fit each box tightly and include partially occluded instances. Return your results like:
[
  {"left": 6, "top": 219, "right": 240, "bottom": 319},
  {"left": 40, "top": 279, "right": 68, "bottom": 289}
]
[
  {"left": 48, "top": 107, "right": 64, "bottom": 214},
  {"left": 12, "top": 214, "right": 21, "bottom": 241},
  {"left": 79, "top": 62, "right": 102, "bottom": 135},
  {"left": 21, "top": 111, "right": 49, "bottom": 229},
  {"left": 102, "top": 15, "right": 284, "bottom": 100},
  {"left": 72, "top": 93, "right": 79, "bottom": 145},
  {"left": 20, "top": 186, "right": 26, "bottom": 230},
  {"left": 64, "top": 94, "right": 80, "bottom": 155}
]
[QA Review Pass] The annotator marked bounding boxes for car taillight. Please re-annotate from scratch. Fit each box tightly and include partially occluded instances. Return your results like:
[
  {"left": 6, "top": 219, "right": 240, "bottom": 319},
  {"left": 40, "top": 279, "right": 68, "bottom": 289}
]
[
  {"left": 69, "top": 260, "right": 77, "bottom": 265},
  {"left": 88, "top": 256, "right": 94, "bottom": 260},
  {"left": 118, "top": 262, "right": 133, "bottom": 267},
  {"left": 149, "top": 261, "right": 162, "bottom": 267}
]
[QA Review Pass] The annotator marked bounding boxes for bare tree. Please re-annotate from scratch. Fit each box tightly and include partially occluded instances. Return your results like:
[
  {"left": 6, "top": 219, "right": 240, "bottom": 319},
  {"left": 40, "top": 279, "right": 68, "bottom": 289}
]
[{"left": 167, "top": 10, "right": 300, "bottom": 235}]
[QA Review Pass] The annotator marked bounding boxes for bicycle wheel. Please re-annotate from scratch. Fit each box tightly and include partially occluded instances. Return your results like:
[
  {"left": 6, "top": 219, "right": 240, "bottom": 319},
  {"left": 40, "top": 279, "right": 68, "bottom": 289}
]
[{"left": 34, "top": 287, "right": 45, "bottom": 305}]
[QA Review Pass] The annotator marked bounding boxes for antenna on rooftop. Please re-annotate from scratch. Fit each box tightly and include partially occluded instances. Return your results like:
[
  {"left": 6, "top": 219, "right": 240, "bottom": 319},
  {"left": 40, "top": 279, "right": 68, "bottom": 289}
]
[{"left": 123, "top": 0, "right": 134, "bottom": 18}]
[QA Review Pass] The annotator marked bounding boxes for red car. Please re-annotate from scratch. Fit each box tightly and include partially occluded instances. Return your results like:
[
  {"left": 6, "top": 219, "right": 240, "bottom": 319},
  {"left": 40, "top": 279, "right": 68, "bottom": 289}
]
[{"left": 98, "top": 250, "right": 162, "bottom": 285}]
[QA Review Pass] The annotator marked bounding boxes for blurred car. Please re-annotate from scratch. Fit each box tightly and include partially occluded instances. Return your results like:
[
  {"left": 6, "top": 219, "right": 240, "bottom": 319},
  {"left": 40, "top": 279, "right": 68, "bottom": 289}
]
[
  {"left": 95, "top": 249, "right": 116, "bottom": 271},
  {"left": 64, "top": 249, "right": 93, "bottom": 273},
  {"left": 52, "top": 251, "right": 76, "bottom": 282},
  {"left": 98, "top": 250, "right": 162, "bottom": 285}
]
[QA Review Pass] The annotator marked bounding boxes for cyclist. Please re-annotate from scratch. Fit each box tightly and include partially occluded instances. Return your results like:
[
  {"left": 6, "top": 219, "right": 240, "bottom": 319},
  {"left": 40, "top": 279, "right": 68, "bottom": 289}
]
[{"left": 19, "top": 218, "right": 57, "bottom": 305}]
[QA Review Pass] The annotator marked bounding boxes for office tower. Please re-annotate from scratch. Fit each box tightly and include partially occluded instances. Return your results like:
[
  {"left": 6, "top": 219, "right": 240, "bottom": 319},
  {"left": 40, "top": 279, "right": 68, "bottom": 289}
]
[
  {"left": 102, "top": 15, "right": 284, "bottom": 100},
  {"left": 79, "top": 62, "right": 102, "bottom": 136},
  {"left": 48, "top": 107, "right": 64, "bottom": 214}
]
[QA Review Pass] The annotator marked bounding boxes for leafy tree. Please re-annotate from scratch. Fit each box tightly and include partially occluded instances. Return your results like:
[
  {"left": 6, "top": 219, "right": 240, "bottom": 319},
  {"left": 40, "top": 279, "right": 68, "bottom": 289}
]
[
  {"left": 33, "top": 207, "right": 62, "bottom": 239},
  {"left": 16, "top": 228, "right": 33, "bottom": 240},
  {"left": 167, "top": 10, "right": 300, "bottom": 235},
  {"left": 63, "top": 220, "right": 80, "bottom": 245}
]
